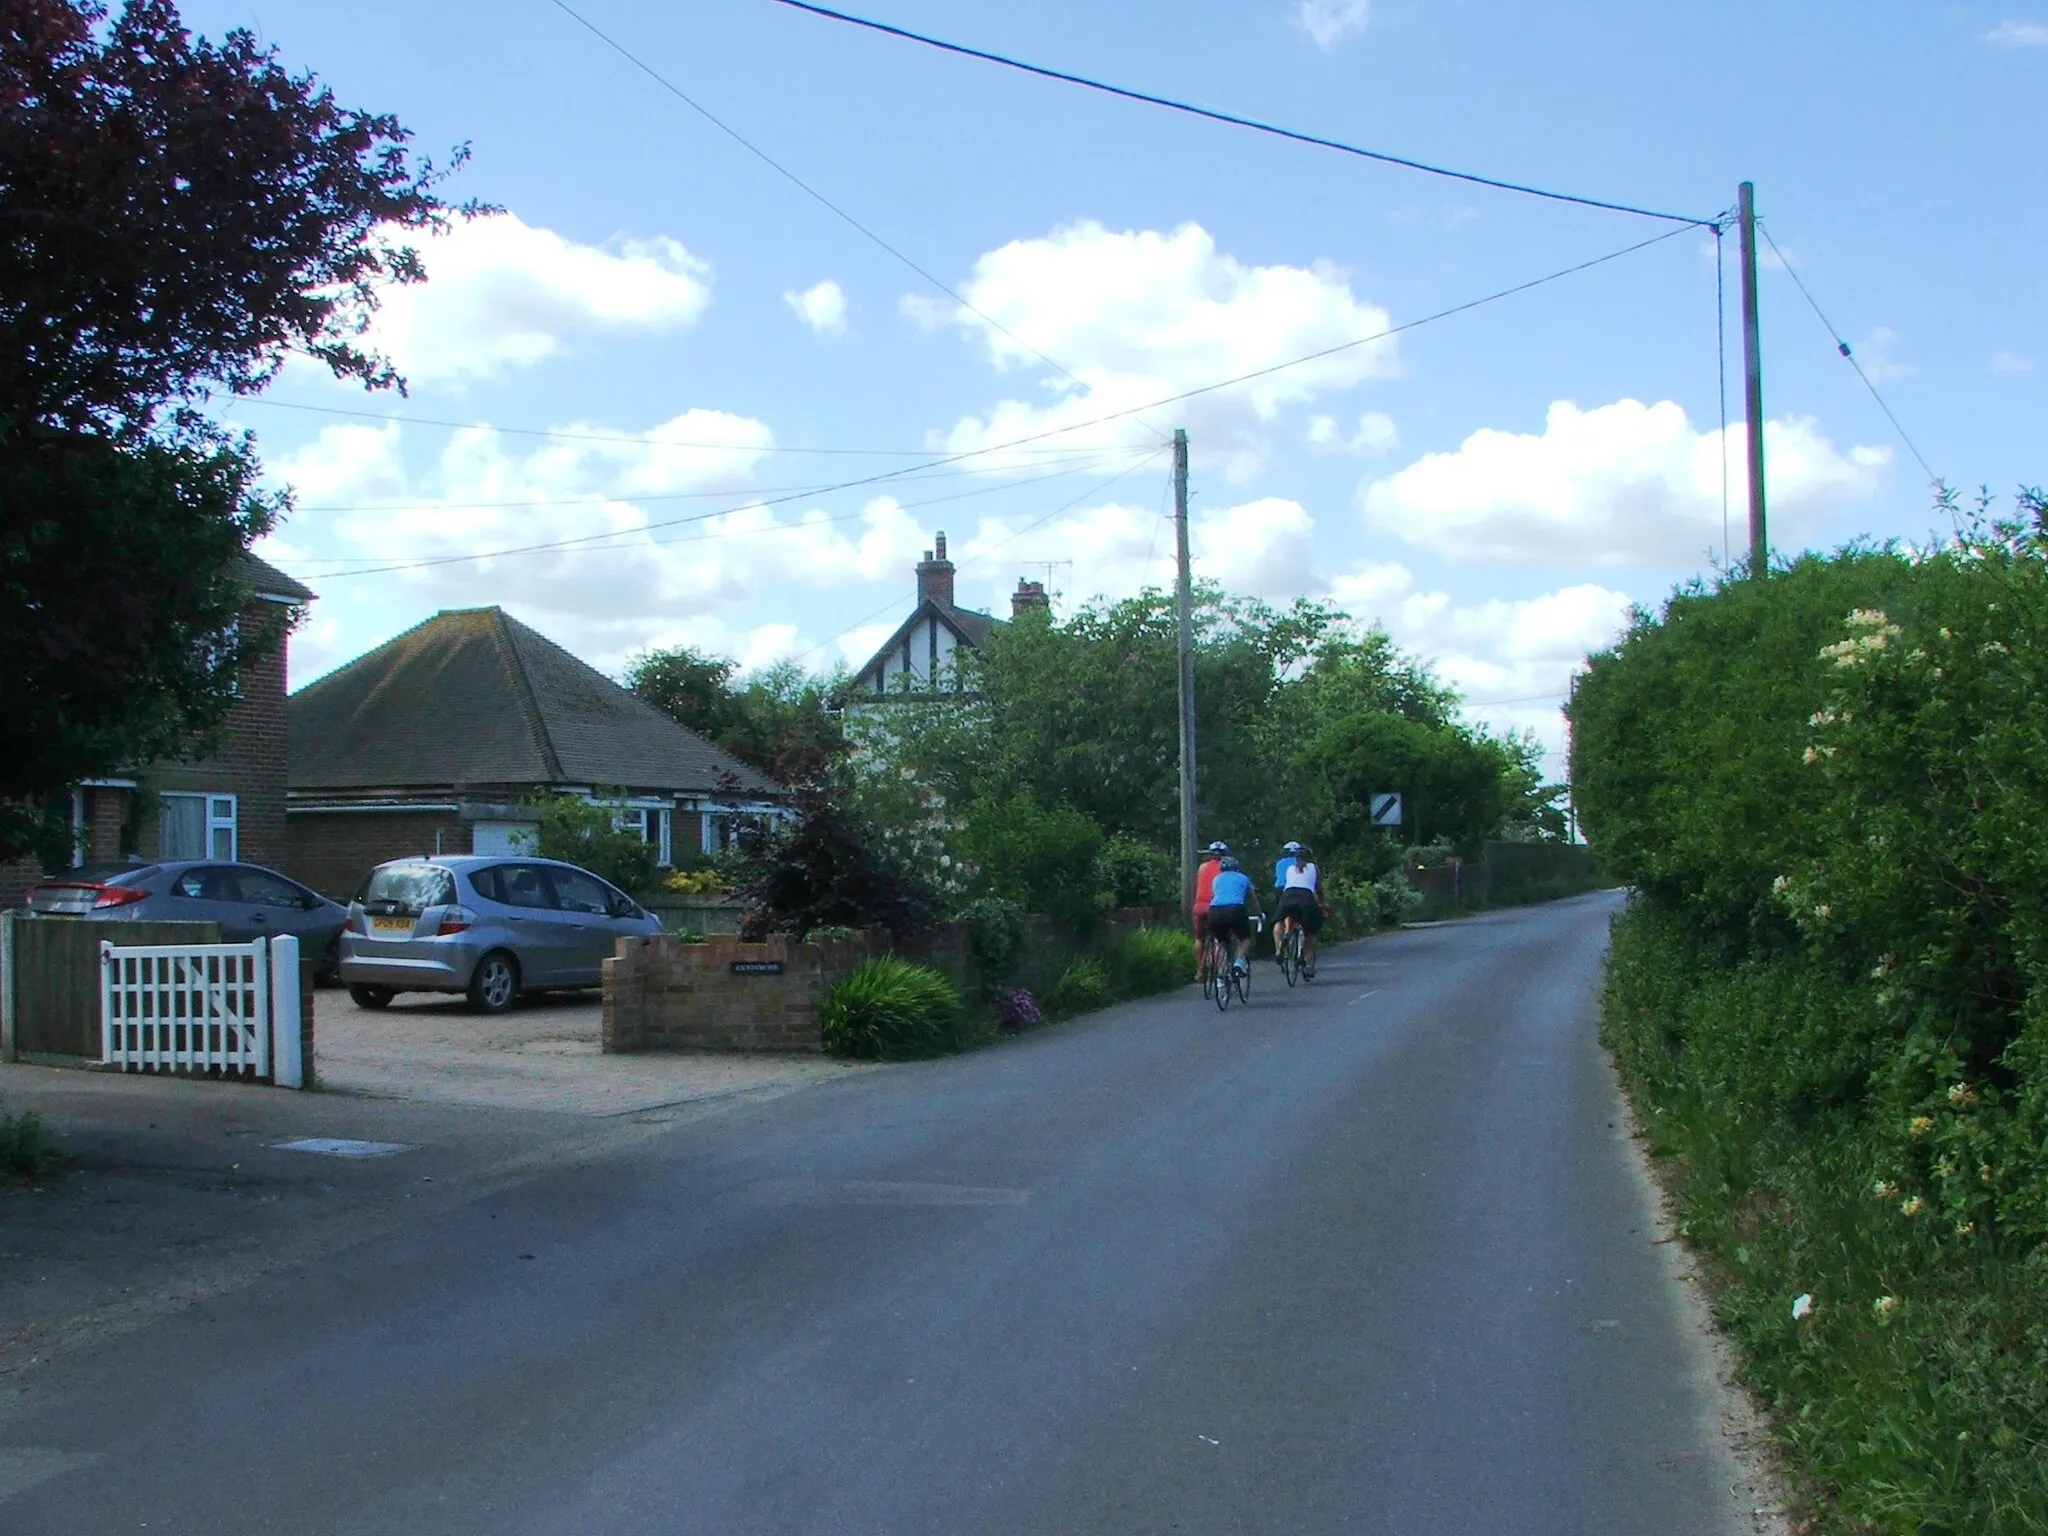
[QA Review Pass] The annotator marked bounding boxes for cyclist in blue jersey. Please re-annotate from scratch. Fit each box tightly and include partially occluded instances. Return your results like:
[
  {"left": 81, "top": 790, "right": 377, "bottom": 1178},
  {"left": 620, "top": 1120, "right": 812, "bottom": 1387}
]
[{"left": 1203, "top": 855, "right": 1261, "bottom": 977}]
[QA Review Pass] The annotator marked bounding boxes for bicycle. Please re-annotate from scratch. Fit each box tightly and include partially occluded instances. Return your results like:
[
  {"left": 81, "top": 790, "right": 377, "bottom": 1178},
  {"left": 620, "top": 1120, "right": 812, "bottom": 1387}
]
[
  {"left": 1201, "top": 917, "right": 1260, "bottom": 1011},
  {"left": 1275, "top": 915, "right": 1306, "bottom": 987}
]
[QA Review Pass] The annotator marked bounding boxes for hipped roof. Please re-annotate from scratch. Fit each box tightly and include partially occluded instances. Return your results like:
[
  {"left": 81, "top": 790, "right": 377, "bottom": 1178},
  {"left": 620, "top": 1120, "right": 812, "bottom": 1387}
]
[{"left": 290, "top": 607, "right": 781, "bottom": 797}]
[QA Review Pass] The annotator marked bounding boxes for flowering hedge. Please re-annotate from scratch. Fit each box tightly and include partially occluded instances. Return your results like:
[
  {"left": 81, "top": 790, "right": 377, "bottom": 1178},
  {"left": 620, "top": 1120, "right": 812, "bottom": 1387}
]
[{"left": 1572, "top": 496, "right": 2048, "bottom": 1532}]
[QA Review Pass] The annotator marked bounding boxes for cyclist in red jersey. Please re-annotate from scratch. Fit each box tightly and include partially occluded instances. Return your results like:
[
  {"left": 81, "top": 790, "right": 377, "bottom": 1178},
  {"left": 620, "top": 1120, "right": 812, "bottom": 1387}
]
[{"left": 1190, "top": 840, "right": 1227, "bottom": 979}]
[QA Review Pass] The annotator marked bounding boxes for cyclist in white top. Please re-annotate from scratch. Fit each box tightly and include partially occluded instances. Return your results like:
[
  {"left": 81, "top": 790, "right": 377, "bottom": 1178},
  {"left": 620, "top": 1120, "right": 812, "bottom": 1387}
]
[{"left": 1271, "top": 841, "right": 1325, "bottom": 979}]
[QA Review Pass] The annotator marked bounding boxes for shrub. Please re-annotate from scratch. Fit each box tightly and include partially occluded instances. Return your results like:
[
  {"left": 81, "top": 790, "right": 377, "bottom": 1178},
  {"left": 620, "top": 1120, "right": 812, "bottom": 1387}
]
[
  {"left": 737, "top": 785, "right": 938, "bottom": 940},
  {"left": 957, "top": 793, "right": 1111, "bottom": 933},
  {"left": 1046, "top": 956, "right": 1111, "bottom": 1016},
  {"left": 994, "top": 988, "right": 1042, "bottom": 1032},
  {"left": 819, "top": 956, "right": 961, "bottom": 1060},
  {"left": 1094, "top": 835, "right": 1177, "bottom": 909},
  {"left": 1100, "top": 926, "right": 1189, "bottom": 998},
  {"left": 662, "top": 866, "right": 729, "bottom": 895},
  {"left": 530, "top": 791, "right": 660, "bottom": 895},
  {"left": 1369, "top": 871, "right": 1422, "bottom": 926},
  {"left": 959, "top": 896, "right": 1028, "bottom": 987},
  {"left": 1, "top": 1100, "right": 61, "bottom": 1182}
]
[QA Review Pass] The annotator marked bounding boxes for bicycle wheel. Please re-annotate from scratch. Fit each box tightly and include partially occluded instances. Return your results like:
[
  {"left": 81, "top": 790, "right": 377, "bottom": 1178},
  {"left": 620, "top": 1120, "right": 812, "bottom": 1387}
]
[
  {"left": 1200, "top": 937, "right": 1221, "bottom": 1003},
  {"left": 1214, "top": 945, "right": 1233, "bottom": 1011},
  {"left": 1279, "top": 925, "right": 1300, "bottom": 987}
]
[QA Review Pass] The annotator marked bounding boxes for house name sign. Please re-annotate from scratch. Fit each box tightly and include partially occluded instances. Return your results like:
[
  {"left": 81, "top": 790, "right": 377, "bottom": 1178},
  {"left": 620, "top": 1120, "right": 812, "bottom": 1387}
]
[{"left": 729, "top": 960, "right": 787, "bottom": 977}]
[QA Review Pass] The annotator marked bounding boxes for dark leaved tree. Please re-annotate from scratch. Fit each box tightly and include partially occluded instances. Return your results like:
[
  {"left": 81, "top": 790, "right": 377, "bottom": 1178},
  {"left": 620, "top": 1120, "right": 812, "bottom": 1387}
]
[{"left": 0, "top": 0, "right": 468, "bottom": 857}]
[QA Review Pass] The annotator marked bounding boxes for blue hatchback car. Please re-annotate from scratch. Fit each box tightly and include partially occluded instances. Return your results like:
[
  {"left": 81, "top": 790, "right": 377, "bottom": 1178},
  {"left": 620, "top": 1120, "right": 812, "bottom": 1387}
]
[{"left": 340, "top": 855, "right": 663, "bottom": 1014}]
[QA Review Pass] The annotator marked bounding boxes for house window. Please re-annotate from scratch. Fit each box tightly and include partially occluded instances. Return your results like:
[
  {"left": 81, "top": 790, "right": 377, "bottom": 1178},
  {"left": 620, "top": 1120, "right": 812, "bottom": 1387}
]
[{"left": 160, "top": 793, "right": 236, "bottom": 861}]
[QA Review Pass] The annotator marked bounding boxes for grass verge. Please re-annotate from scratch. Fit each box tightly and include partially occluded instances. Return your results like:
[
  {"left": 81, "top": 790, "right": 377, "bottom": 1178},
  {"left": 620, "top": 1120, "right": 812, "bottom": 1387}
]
[{"left": 1603, "top": 904, "right": 2048, "bottom": 1535}]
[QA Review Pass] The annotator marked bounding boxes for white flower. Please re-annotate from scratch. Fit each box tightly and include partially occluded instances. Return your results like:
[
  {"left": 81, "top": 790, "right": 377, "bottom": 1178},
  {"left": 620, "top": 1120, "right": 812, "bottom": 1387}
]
[
  {"left": 1791, "top": 1293, "right": 1815, "bottom": 1321},
  {"left": 1873, "top": 1294, "right": 1899, "bottom": 1320},
  {"left": 1900, "top": 1195, "right": 1925, "bottom": 1217}
]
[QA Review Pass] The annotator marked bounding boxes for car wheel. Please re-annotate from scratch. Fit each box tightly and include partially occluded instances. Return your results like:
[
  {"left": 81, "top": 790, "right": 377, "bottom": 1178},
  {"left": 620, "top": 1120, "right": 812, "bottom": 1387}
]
[
  {"left": 318, "top": 935, "right": 342, "bottom": 986},
  {"left": 348, "top": 983, "right": 395, "bottom": 1010},
  {"left": 467, "top": 950, "right": 520, "bottom": 1015}
]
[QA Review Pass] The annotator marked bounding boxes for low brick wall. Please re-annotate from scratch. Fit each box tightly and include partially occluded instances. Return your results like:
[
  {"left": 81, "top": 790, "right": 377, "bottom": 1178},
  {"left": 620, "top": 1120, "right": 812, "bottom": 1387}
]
[{"left": 603, "top": 932, "right": 870, "bottom": 1054}]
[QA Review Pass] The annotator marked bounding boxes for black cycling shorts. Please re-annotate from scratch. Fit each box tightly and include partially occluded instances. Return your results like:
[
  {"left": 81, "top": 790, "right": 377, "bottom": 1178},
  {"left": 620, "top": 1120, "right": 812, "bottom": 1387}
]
[
  {"left": 1275, "top": 887, "right": 1323, "bottom": 935},
  {"left": 1204, "top": 904, "right": 1252, "bottom": 942}
]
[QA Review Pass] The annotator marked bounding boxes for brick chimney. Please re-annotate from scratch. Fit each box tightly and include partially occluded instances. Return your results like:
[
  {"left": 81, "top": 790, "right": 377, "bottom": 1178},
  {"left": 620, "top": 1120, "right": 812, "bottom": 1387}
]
[
  {"left": 1011, "top": 578, "right": 1050, "bottom": 617},
  {"left": 916, "top": 531, "right": 955, "bottom": 610}
]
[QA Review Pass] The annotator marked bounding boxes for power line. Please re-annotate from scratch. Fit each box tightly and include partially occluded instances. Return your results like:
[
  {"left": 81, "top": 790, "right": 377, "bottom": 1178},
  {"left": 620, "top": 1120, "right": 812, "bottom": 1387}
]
[
  {"left": 226, "top": 395, "right": 1100, "bottom": 458},
  {"left": 765, "top": 0, "right": 1721, "bottom": 229},
  {"left": 1756, "top": 222, "right": 1940, "bottom": 486},
  {"left": 545, "top": 0, "right": 1147, "bottom": 427},
  {"left": 302, "top": 447, "right": 1158, "bottom": 578},
  {"left": 274, "top": 223, "right": 1696, "bottom": 583}
]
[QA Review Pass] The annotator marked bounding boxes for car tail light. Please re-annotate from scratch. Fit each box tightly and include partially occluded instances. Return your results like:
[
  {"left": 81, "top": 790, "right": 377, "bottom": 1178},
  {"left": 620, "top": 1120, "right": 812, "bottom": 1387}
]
[
  {"left": 91, "top": 885, "right": 149, "bottom": 909},
  {"left": 434, "top": 906, "right": 477, "bottom": 937}
]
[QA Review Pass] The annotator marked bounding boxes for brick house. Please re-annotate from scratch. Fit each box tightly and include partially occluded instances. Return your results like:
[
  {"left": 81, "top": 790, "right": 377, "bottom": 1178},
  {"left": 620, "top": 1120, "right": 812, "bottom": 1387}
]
[
  {"left": 286, "top": 606, "right": 784, "bottom": 898},
  {"left": 846, "top": 532, "right": 1051, "bottom": 699},
  {"left": 0, "top": 552, "right": 314, "bottom": 907}
]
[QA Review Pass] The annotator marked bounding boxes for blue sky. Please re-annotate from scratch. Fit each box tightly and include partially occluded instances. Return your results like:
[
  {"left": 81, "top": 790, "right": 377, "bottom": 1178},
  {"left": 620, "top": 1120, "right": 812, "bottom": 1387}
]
[{"left": 186, "top": 0, "right": 2045, "bottom": 770}]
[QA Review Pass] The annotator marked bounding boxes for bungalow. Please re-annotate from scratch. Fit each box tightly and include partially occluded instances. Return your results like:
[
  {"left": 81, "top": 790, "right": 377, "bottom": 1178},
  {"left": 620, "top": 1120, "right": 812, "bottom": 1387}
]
[{"left": 285, "top": 606, "right": 783, "bottom": 898}]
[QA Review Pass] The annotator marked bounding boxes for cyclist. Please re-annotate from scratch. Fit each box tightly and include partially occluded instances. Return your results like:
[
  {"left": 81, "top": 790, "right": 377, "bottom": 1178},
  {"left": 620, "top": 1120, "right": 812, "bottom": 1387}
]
[
  {"left": 1191, "top": 840, "right": 1229, "bottom": 980},
  {"left": 1272, "top": 840, "right": 1325, "bottom": 979},
  {"left": 1204, "top": 855, "right": 1261, "bottom": 979}
]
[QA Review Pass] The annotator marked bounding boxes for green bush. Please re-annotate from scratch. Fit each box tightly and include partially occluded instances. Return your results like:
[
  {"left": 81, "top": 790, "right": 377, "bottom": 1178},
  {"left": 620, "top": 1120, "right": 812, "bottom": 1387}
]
[
  {"left": 958, "top": 896, "right": 1028, "bottom": 987},
  {"left": 958, "top": 793, "right": 1111, "bottom": 933},
  {"left": 1045, "top": 956, "right": 1111, "bottom": 1017},
  {"left": 819, "top": 956, "right": 961, "bottom": 1060},
  {"left": 1100, "top": 926, "right": 1190, "bottom": 998},
  {"left": 530, "top": 791, "right": 659, "bottom": 896},
  {"left": 1094, "top": 835, "right": 1177, "bottom": 909},
  {"left": 1575, "top": 492, "right": 2048, "bottom": 1533},
  {"left": 1, "top": 1099, "right": 61, "bottom": 1182}
]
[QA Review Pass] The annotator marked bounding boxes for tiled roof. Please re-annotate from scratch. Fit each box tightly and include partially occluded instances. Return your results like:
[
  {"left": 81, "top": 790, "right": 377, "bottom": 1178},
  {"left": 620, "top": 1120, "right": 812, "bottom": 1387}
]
[
  {"left": 289, "top": 607, "right": 782, "bottom": 797},
  {"left": 851, "top": 600, "right": 999, "bottom": 685},
  {"left": 234, "top": 551, "right": 315, "bottom": 603}
]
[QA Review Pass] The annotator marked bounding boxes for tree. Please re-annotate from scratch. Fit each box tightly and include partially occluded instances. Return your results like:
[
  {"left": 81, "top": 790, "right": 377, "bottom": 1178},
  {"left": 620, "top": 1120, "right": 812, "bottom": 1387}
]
[
  {"left": 0, "top": 0, "right": 467, "bottom": 858},
  {"left": 624, "top": 648, "right": 847, "bottom": 787},
  {"left": 529, "top": 793, "right": 658, "bottom": 897}
]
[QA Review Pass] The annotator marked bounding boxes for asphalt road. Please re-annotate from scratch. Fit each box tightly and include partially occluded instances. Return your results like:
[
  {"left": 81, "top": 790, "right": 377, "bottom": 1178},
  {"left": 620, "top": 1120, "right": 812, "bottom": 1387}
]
[{"left": 0, "top": 891, "right": 1752, "bottom": 1535}]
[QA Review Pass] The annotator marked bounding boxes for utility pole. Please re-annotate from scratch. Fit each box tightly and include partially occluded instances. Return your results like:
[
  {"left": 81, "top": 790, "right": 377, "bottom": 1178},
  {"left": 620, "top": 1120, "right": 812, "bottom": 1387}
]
[
  {"left": 1738, "top": 181, "right": 1768, "bottom": 576},
  {"left": 1173, "top": 428, "right": 1197, "bottom": 912}
]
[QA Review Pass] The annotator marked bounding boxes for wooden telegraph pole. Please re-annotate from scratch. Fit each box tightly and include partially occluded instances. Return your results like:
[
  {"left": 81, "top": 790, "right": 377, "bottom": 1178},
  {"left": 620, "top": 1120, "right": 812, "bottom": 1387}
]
[
  {"left": 1173, "top": 428, "right": 1197, "bottom": 910},
  {"left": 1738, "top": 181, "right": 1768, "bottom": 575}
]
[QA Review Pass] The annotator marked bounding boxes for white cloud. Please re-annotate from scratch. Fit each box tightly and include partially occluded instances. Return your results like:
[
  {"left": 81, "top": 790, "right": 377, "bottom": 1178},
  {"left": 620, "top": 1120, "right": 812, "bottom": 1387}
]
[
  {"left": 1856, "top": 326, "right": 1913, "bottom": 383},
  {"left": 1985, "top": 18, "right": 2048, "bottom": 45},
  {"left": 1295, "top": 0, "right": 1371, "bottom": 50},
  {"left": 785, "top": 279, "right": 848, "bottom": 339},
  {"left": 916, "top": 221, "right": 1396, "bottom": 477},
  {"left": 1359, "top": 398, "right": 1889, "bottom": 567},
  {"left": 1309, "top": 410, "right": 1399, "bottom": 458},
  {"left": 1994, "top": 350, "right": 2036, "bottom": 372},
  {"left": 348, "top": 213, "right": 711, "bottom": 386}
]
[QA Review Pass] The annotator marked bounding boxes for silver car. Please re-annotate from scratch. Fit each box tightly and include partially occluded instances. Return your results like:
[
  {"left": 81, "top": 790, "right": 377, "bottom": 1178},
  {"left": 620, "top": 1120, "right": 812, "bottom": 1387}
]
[
  {"left": 27, "top": 860, "right": 350, "bottom": 976},
  {"left": 339, "top": 855, "right": 663, "bottom": 1014}
]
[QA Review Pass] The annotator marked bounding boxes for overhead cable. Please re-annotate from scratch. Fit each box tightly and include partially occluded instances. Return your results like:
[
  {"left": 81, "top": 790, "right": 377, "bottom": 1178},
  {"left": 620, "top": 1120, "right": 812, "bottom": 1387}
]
[
  {"left": 1757, "top": 223, "right": 1940, "bottom": 486},
  {"left": 283, "top": 224, "right": 1694, "bottom": 581},
  {"left": 545, "top": 0, "right": 1133, "bottom": 417},
  {"left": 765, "top": 0, "right": 1721, "bottom": 228}
]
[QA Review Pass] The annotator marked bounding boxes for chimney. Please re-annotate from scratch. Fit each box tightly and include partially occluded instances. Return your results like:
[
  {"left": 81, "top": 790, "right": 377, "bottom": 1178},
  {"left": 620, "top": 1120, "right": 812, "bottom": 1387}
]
[
  {"left": 916, "top": 531, "right": 955, "bottom": 610},
  {"left": 1011, "top": 578, "right": 1050, "bottom": 617}
]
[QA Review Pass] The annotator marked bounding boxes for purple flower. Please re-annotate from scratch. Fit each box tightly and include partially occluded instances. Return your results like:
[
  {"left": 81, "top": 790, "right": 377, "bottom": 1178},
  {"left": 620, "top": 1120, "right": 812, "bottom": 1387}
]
[{"left": 996, "top": 989, "right": 1042, "bottom": 1031}]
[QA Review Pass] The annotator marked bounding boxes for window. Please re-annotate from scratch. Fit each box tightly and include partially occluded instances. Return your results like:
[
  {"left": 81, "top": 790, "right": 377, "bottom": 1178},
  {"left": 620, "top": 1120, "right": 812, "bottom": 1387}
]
[
  {"left": 473, "top": 864, "right": 551, "bottom": 910},
  {"left": 547, "top": 867, "right": 613, "bottom": 916},
  {"left": 173, "top": 866, "right": 237, "bottom": 902},
  {"left": 162, "top": 793, "right": 237, "bottom": 860},
  {"left": 362, "top": 863, "right": 456, "bottom": 915},
  {"left": 236, "top": 869, "right": 306, "bottom": 908}
]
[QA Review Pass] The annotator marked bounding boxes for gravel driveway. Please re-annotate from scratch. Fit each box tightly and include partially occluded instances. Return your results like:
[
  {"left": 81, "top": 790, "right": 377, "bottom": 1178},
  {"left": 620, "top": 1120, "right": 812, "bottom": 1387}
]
[{"left": 314, "top": 987, "right": 861, "bottom": 1116}]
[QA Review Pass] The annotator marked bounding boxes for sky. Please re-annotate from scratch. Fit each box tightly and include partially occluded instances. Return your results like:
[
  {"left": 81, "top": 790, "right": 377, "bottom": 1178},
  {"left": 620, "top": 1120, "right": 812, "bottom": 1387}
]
[{"left": 181, "top": 0, "right": 2048, "bottom": 775}]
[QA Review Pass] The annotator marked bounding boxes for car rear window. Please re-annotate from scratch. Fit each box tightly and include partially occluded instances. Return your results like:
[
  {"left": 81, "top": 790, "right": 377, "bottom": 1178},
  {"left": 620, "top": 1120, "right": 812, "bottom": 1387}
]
[{"left": 363, "top": 864, "right": 457, "bottom": 915}]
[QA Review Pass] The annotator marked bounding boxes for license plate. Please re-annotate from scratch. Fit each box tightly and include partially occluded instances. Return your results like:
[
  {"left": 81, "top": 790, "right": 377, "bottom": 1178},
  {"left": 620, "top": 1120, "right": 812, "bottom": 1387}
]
[{"left": 370, "top": 916, "right": 414, "bottom": 934}]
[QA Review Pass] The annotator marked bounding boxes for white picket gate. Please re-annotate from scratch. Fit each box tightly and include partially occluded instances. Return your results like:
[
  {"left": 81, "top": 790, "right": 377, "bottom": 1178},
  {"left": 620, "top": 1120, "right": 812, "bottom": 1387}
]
[{"left": 99, "top": 934, "right": 305, "bottom": 1088}]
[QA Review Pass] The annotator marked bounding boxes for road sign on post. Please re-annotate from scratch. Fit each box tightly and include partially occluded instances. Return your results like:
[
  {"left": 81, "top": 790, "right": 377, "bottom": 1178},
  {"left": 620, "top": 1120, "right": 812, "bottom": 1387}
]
[{"left": 1370, "top": 792, "right": 1403, "bottom": 827}]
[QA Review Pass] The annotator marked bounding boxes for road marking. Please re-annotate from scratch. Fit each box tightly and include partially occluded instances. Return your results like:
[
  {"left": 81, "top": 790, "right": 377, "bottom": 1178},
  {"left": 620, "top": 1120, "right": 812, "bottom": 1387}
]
[
  {"left": 271, "top": 1138, "right": 414, "bottom": 1158},
  {"left": 1351, "top": 989, "right": 1381, "bottom": 1004},
  {"left": 0, "top": 1447, "right": 102, "bottom": 1505}
]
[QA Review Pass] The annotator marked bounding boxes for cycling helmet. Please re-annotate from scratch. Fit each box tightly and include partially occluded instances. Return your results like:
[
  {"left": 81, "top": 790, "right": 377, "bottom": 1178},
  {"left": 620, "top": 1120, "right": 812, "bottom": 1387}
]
[
  {"left": 1281, "top": 840, "right": 1303, "bottom": 854},
  {"left": 1205, "top": 840, "right": 1229, "bottom": 854},
  {"left": 1219, "top": 855, "right": 1242, "bottom": 872}
]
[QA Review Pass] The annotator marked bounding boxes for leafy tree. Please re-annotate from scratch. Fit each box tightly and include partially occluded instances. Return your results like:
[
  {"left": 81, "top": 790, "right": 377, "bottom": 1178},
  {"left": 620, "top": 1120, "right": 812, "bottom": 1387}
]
[
  {"left": 0, "top": 0, "right": 467, "bottom": 858},
  {"left": 734, "top": 784, "right": 936, "bottom": 940},
  {"left": 955, "top": 794, "right": 1109, "bottom": 933},
  {"left": 625, "top": 648, "right": 847, "bottom": 787}
]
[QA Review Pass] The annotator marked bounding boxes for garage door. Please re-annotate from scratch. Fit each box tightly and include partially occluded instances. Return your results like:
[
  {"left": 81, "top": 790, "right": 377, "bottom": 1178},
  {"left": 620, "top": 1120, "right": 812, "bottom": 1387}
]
[{"left": 470, "top": 822, "right": 537, "bottom": 857}]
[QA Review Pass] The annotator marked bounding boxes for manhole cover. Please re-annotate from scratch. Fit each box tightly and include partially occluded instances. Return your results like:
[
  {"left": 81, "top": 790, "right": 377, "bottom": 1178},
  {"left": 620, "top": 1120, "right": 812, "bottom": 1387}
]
[{"left": 272, "top": 1138, "right": 413, "bottom": 1158}]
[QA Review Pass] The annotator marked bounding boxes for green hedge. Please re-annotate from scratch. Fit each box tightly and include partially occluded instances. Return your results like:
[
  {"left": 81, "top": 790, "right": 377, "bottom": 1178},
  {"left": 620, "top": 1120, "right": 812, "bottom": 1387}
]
[{"left": 1575, "top": 499, "right": 2048, "bottom": 1533}]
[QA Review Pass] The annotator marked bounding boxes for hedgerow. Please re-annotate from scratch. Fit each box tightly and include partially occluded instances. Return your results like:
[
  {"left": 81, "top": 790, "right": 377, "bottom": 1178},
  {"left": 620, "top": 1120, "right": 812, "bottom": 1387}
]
[{"left": 1574, "top": 492, "right": 2048, "bottom": 1533}]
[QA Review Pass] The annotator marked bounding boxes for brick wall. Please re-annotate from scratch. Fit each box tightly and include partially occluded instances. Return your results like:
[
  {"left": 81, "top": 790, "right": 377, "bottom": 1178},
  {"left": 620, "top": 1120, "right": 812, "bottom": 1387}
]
[
  {"left": 287, "top": 810, "right": 473, "bottom": 900},
  {"left": 143, "top": 598, "right": 292, "bottom": 870},
  {"left": 603, "top": 932, "right": 870, "bottom": 1054}
]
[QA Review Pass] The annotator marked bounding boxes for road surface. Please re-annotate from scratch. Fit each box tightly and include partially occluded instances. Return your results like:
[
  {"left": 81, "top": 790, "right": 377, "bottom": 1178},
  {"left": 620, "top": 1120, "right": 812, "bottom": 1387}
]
[{"left": 1, "top": 891, "right": 1756, "bottom": 1534}]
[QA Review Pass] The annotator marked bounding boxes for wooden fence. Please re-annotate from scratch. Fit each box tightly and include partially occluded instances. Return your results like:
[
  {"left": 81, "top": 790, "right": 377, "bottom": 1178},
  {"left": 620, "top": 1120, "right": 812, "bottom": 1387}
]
[{"left": 1, "top": 916, "right": 221, "bottom": 1062}]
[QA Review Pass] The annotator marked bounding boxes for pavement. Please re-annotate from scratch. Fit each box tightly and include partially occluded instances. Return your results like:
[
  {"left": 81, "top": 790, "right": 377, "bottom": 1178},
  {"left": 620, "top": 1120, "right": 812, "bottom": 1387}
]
[{"left": 0, "top": 893, "right": 1785, "bottom": 1534}]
